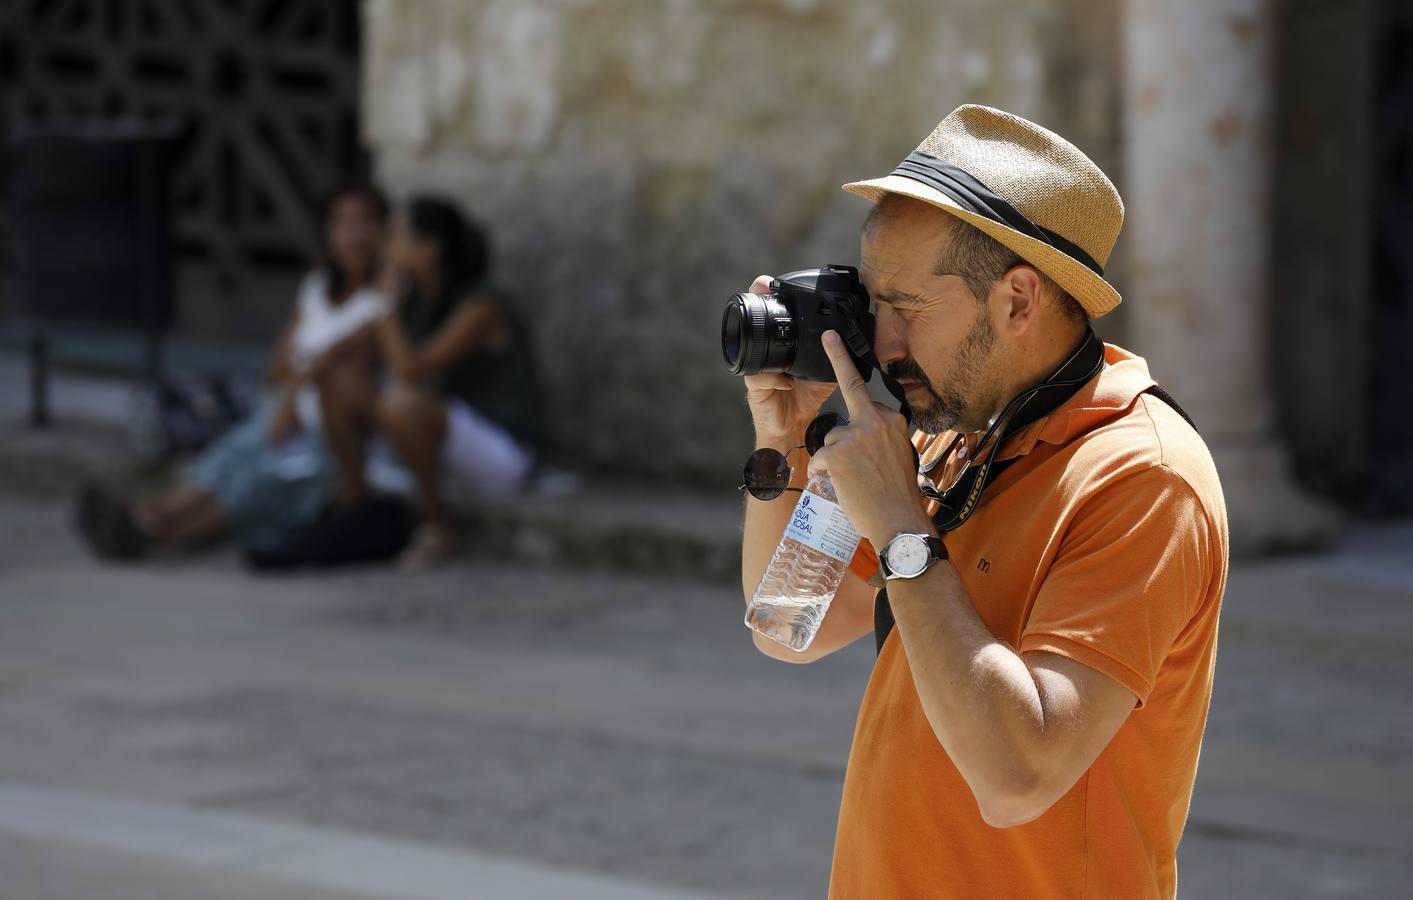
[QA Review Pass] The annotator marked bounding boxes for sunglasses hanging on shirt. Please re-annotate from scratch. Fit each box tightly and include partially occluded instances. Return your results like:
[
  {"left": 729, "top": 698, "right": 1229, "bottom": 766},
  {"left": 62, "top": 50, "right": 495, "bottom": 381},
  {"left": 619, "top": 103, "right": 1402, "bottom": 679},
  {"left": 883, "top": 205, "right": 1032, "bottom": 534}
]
[{"left": 739, "top": 412, "right": 854, "bottom": 501}]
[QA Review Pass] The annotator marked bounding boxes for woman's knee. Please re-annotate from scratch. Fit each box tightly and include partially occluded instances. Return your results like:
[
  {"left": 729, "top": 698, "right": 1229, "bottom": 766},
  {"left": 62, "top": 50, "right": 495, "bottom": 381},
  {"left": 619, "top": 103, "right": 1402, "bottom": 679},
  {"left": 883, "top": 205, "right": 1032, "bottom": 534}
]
[
  {"left": 317, "top": 361, "right": 375, "bottom": 421},
  {"left": 376, "top": 382, "right": 444, "bottom": 438}
]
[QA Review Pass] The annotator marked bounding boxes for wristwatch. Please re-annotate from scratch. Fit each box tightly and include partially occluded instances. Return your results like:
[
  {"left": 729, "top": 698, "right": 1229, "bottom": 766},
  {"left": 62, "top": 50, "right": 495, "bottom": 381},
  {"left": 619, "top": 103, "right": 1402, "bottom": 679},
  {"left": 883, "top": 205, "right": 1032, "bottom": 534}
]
[{"left": 879, "top": 533, "right": 948, "bottom": 581}]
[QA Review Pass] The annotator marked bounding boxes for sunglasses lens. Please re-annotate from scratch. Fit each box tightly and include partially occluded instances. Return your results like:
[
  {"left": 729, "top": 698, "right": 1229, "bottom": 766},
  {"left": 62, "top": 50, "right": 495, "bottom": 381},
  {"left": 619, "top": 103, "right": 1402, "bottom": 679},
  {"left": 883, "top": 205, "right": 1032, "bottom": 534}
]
[
  {"left": 805, "top": 412, "right": 848, "bottom": 456},
  {"left": 742, "top": 448, "right": 791, "bottom": 501}
]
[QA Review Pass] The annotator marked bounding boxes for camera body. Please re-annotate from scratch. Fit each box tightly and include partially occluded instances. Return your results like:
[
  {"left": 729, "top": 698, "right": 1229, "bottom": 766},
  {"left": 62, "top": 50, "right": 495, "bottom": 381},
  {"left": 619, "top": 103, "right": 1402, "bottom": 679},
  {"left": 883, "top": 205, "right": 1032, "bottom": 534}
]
[{"left": 721, "top": 265, "right": 876, "bottom": 383}]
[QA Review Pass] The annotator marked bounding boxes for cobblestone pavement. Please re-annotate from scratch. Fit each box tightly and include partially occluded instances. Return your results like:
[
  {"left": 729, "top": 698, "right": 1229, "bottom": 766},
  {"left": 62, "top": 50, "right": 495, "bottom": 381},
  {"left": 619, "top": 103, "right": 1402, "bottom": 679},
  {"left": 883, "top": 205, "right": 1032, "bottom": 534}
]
[{"left": 0, "top": 496, "right": 1410, "bottom": 898}]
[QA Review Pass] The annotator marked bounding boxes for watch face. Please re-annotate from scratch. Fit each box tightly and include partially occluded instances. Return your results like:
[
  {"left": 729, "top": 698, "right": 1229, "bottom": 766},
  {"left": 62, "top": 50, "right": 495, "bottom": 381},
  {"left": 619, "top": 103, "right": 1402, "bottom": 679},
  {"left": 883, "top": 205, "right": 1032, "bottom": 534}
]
[{"left": 887, "top": 535, "right": 931, "bottom": 578}]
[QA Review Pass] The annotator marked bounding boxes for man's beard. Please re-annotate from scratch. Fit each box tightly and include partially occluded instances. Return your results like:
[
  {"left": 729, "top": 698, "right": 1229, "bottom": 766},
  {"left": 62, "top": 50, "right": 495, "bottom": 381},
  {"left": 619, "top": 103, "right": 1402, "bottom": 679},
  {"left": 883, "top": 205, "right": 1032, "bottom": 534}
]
[{"left": 886, "top": 306, "right": 997, "bottom": 435}]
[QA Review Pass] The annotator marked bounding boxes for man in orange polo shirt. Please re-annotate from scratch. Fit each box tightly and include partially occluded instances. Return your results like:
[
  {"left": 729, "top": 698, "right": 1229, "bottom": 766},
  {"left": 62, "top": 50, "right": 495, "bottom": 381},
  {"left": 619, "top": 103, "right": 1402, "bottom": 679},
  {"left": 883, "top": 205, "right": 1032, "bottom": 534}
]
[{"left": 737, "top": 105, "right": 1227, "bottom": 899}]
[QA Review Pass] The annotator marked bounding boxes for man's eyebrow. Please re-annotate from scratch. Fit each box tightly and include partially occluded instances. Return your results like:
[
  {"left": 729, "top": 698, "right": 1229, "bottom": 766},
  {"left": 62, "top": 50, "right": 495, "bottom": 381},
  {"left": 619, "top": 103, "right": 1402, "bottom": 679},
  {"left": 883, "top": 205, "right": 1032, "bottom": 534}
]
[{"left": 875, "top": 288, "right": 925, "bottom": 305}]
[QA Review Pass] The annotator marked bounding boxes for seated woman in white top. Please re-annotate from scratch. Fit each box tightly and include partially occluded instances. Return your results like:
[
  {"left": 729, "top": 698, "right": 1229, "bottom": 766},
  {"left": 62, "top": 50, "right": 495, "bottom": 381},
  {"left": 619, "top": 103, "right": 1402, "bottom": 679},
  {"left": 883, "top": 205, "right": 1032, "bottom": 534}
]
[{"left": 73, "top": 183, "right": 390, "bottom": 558}]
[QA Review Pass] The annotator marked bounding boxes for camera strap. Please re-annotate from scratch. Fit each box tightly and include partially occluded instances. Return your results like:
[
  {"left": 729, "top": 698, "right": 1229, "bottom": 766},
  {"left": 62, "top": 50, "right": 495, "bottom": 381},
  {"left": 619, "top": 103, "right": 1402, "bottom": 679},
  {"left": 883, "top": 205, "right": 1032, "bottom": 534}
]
[
  {"left": 834, "top": 314, "right": 916, "bottom": 427},
  {"left": 871, "top": 328, "right": 1196, "bottom": 654}
]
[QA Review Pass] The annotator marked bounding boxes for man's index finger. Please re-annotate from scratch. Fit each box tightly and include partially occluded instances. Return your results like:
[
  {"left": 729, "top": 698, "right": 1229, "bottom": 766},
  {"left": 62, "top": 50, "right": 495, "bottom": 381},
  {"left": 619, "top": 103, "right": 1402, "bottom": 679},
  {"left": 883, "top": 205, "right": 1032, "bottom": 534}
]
[{"left": 822, "top": 330, "right": 874, "bottom": 420}]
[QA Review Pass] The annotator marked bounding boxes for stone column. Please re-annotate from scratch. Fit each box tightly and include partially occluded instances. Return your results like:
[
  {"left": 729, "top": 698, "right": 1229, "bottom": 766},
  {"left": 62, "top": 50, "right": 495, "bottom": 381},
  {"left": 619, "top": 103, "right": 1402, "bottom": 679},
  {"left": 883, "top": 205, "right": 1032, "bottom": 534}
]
[{"left": 1122, "top": 0, "right": 1337, "bottom": 554}]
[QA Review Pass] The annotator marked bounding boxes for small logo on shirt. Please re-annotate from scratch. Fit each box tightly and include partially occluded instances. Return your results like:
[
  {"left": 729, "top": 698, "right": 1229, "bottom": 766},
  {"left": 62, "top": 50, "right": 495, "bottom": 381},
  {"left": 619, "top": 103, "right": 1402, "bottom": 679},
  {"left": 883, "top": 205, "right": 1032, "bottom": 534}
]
[{"left": 976, "top": 557, "right": 992, "bottom": 574}]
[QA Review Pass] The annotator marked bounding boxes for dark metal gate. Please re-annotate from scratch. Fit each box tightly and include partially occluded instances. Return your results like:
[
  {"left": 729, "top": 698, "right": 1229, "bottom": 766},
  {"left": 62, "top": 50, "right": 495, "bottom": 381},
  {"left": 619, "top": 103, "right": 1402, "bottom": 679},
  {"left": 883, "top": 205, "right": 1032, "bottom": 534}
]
[{"left": 0, "top": 0, "right": 363, "bottom": 312}]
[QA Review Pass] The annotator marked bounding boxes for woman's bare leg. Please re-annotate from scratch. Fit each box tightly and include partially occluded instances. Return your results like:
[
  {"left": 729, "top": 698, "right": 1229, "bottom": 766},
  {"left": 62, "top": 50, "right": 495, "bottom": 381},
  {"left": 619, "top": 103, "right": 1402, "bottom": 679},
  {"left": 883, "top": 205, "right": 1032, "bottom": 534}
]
[
  {"left": 376, "top": 382, "right": 451, "bottom": 529},
  {"left": 130, "top": 484, "right": 228, "bottom": 548},
  {"left": 160, "top": 491, "right": 228, "bottom": 547},
  {"left": 318, "top": 362, "right": 378, "bottom": 505},
  {"left": 147, "top": 483, "right": 210, "bottom": 519}
]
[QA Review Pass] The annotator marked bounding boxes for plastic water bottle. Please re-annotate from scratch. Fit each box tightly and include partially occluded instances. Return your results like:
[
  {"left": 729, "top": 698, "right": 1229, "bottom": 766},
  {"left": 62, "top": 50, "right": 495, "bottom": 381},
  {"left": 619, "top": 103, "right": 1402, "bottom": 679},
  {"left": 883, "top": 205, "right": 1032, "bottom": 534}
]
[{"left": 746, "top": 473, "right": 862, "bottom": 652}]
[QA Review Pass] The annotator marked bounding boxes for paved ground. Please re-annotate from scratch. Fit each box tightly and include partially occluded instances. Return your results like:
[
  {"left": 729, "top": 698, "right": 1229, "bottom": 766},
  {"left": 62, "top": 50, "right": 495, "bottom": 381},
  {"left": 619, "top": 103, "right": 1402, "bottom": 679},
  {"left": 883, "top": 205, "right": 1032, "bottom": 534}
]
[{"left": 0, "top": 489, "right": 1410, "bottom": 897}]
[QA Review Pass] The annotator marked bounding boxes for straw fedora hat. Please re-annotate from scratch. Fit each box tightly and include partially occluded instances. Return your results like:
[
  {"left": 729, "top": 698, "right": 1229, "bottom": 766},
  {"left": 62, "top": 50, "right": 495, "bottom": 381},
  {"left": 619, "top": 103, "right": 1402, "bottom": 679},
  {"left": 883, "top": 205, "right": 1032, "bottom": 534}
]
[{"left": 843, "top": 104, "right": 1124, "bottom": 317}]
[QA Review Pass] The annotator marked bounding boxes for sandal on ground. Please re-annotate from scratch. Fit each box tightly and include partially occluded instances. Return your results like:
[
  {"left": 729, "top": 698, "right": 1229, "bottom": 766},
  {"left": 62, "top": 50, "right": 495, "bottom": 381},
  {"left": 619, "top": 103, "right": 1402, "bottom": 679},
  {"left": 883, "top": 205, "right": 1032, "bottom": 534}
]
[
  {"left": 397, "top": 524, "right": 457, "bottom": 571},
  {"left": 73, "top": 481, "right": 154, "bottom": 560}
]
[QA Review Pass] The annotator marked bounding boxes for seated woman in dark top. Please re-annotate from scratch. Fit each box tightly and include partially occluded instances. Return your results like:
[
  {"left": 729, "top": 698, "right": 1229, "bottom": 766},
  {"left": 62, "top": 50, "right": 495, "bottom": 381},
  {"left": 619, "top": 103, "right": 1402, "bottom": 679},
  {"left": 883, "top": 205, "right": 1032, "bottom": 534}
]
[{"left": 320, "top": 195, "right": 543, "bottom": 567}]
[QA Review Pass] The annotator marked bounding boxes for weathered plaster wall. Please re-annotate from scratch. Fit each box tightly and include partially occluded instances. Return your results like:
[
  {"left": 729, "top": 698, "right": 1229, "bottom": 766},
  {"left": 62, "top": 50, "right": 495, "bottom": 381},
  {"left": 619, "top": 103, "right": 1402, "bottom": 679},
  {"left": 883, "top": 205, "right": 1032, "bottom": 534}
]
[{"left": 362, "top": 0, "right": 1120, "bottom": 484}]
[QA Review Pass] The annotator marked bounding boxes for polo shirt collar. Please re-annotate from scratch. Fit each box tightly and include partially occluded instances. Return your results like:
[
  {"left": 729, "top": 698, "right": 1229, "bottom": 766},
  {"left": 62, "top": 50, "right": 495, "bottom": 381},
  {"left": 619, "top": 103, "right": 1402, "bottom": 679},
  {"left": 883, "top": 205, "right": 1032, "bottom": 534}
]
[{"left": 997, "top": 343, "right": 1156, "bottom": 461}]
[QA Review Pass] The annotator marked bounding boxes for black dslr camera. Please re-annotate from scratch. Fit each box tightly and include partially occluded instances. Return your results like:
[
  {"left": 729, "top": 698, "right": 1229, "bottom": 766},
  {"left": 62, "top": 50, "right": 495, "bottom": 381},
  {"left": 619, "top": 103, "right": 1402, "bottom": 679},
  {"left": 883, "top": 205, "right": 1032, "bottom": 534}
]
[{"left": 721, "top": 265, "right": 877, "bottom": 382}]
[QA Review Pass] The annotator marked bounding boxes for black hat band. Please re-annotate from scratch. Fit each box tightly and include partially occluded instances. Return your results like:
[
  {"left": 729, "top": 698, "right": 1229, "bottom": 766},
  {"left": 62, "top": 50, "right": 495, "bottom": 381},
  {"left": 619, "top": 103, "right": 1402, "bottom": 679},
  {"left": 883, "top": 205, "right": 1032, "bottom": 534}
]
[{"left": 890, "top": 150, "right": 1105, "bottom": 277}]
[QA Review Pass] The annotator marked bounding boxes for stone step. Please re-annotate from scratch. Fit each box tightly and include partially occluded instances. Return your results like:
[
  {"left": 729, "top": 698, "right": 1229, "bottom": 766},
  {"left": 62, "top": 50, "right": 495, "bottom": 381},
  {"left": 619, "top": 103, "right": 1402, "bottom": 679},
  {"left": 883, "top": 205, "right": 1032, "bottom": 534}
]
[
  {"left": 464, "top": 487, "right": 743, "bottom": 584},
  {"left": 0, "top": 354, "right": 746, "bottom": 583},
  {"left": 0, "top": 425, "right": 746, "bottom": 584}
]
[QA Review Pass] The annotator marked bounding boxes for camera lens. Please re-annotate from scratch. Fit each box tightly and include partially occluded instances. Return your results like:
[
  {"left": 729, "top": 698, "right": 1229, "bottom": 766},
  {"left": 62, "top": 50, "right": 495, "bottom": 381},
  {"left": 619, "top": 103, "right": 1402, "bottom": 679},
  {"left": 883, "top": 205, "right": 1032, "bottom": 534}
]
[
  {"left": 723, "top": 302, "right": 743, "bottom": 368},
  {"left": 722, "top": 292, "right": 792, "bottom": 375}
]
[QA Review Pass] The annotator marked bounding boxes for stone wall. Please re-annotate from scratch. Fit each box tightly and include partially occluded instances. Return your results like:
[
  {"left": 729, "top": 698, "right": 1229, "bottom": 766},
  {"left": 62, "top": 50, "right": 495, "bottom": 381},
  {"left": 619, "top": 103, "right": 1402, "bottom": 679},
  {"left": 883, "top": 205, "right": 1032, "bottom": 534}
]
[{"left": 362, "top": 0, "right": 1120, "bottom": 485}]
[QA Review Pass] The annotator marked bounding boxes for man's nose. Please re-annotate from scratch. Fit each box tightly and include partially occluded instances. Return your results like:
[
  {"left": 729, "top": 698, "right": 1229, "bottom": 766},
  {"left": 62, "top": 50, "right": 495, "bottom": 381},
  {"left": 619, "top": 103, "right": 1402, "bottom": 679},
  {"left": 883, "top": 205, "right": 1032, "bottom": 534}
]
[{"left": 873, "top": 307, "right": 907, "bottom": 368}]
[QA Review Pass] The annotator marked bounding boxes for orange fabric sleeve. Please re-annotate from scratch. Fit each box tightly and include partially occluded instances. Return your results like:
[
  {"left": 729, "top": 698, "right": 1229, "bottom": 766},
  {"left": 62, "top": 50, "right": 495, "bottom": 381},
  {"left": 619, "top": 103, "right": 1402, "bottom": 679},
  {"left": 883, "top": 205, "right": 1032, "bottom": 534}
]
[
  {"left": 1019, "top": 465, "right": 1211, "bottom": 707},
  {"left": 848, "top": 538, "right": 880, "bottom": 584}
]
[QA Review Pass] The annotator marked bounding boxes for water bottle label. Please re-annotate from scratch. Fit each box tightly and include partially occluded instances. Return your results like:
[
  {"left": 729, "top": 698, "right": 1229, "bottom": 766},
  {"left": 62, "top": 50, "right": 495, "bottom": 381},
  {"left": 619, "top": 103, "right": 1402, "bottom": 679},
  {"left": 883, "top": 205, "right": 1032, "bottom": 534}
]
[{"left": 784, "top": 491, "right": 861, "bottom": 563}]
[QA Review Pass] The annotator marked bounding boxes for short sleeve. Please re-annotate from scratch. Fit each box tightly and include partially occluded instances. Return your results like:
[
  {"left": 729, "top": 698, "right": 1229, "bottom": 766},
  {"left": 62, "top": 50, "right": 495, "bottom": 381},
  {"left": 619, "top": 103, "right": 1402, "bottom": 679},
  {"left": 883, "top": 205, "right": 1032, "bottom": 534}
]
[{"left": 1019, "top": 465, "right": 1211, "bottom": 707}]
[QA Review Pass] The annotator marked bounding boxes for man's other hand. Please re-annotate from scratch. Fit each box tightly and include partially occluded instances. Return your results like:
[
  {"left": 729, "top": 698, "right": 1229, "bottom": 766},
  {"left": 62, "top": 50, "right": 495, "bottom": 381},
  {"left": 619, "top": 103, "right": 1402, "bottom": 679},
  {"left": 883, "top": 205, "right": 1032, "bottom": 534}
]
[
  {"left": 806, "top": 329, "right": 930, "bottom": 547},
  {"left": 741, "top": 276, "right": 839, "bottom": 445}
]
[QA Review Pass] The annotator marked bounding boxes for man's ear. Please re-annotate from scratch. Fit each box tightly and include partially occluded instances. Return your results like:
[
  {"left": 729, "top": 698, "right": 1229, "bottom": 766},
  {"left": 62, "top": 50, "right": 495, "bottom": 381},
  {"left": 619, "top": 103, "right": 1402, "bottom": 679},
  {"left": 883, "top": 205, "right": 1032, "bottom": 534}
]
[{"left": 999, "top": 264, "right": 1044, "bottom": 333}]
